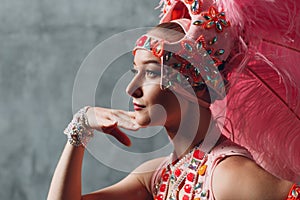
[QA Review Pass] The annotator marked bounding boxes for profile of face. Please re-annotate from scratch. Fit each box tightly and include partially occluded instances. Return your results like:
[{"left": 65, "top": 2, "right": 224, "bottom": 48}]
[{"left": 126, "top": 49, "right": 188, "bottom": 128}]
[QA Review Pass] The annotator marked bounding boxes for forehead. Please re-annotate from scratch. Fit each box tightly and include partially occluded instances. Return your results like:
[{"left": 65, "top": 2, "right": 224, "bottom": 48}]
[{"left": 133, "top": 49, "right": 161, "bottom": 65}]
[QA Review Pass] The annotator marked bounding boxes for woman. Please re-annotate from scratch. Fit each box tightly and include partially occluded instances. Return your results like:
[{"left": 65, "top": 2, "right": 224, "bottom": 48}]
[
  {"left": 47, "top": 21, "right": 296, "bottom": 200},
  {"left": 48, "top": 0, "right": 300, "bottom": 199}
]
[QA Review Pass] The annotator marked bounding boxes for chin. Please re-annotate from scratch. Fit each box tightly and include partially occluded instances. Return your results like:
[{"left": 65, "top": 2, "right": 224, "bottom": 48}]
[
  {"left": 135, "top": 114, "right": 151, "bottom": 127},
  {"left": 135, "top": 114, "right": 165, "bottom": 127}
]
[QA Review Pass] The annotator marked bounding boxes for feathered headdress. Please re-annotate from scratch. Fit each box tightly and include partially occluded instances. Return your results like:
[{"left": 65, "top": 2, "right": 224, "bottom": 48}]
[{"left": 157, "top": 0, "right": 300, "bottom": 182}]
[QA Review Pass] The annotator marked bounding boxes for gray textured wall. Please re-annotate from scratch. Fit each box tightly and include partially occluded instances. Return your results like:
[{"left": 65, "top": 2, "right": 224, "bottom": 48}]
[{"left": 0, "top": 0, "right": 169, "bottom": 199}]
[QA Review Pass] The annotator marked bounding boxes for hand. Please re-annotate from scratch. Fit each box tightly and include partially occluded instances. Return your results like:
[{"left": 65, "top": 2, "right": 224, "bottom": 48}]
[{"left": 86, "top": 107, "right": 140, "bottom": 146}]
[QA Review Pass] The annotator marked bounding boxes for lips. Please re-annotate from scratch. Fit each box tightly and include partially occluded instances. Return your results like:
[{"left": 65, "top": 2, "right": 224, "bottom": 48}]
[{"left": 133, "top": 102, "right": 146, "bottom": 111}]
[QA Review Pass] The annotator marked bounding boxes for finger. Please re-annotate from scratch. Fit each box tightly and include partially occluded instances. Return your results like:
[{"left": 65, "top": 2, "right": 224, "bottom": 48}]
[
  {"left": 110, "top": 112, "right": 140, "bottom": 130},
  {"left": 93, "top": 120, "right": 131, "bottom": 146},
  {"left": 92, "top": 119, "right": 117, "bottom": 133},
  {"left": 114, "top": 119, "right": 140, "bottom": 131},
  {"left": 105, "top": 124, "right": 132, "bottom": 147},
  {"left": 126, "top": 111, "right": 137, "bottom": 118}
]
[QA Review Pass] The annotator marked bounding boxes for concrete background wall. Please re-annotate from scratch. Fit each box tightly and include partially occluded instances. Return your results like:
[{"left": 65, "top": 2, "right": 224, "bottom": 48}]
[{"left": 0, "top": 0, "right": 170, "bottom": 199}]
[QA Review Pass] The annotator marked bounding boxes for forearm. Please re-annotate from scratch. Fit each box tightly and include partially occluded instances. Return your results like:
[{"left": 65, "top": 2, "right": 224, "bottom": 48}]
[{"left": 47, "top": 142, "right": 85, "bottom": 200}]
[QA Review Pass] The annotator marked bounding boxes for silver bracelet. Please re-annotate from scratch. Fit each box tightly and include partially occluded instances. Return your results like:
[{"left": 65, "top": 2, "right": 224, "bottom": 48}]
[{"left": 64, "top": 106, "right": 94, "bottom": 147}]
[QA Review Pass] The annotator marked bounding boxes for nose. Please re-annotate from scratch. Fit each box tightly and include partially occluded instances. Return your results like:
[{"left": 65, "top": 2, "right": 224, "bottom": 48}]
[{"left": 126, "top": 75, "right": 143, "bottom": 98}]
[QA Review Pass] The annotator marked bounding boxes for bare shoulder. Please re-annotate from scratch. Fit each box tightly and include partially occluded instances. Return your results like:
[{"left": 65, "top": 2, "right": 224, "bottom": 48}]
[
  {"left": 212, "top": 156, "right": 292, "bottom": 200},
  {"left": 132, "top": 156, "right": 168, "bottom": 193},
  {"left": 133, "top": 156, "right": 168, "bottom": 174}
]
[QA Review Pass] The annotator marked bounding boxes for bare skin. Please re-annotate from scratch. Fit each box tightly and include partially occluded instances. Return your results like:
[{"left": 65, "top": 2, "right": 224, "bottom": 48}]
[{"left": 47, "top": 49, "right": 293, "bottom": 200}]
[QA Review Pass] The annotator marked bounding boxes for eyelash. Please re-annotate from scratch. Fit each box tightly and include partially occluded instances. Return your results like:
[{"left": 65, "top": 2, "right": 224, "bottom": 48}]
[
  {"left": 130, "top": 68, "right": 138, "bottom": 75},
  {"left": 130, "top": 68, "right": 161, "bottom": 78},
  {"left": 146, "top": 70, "right": 160, "bottom": 78}
]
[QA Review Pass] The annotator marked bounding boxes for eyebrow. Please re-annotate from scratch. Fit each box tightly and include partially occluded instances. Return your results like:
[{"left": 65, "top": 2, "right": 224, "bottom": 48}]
[{"left": 133, "top": 60, "right": 161, "bottom": 66}]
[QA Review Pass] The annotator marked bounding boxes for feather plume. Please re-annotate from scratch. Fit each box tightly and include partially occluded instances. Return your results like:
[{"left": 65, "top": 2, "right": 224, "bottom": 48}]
[
  {"left": 156, "top": 0, "right": 300, "bottom": 181},
  {"left": 214, "top": 0, "right": 300, "bottom": 182},
  {"left": 216, "top": 0, "right": 300, "bottom": 47}
]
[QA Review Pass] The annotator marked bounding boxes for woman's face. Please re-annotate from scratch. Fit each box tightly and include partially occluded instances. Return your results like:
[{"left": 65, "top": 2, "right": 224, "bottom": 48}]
[{"left": 126, "top": 49, "right": 184, "bottom": 128}]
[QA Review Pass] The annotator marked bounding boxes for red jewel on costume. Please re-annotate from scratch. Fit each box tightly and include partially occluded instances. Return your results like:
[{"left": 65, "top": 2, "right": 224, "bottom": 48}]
[
  {"left": 155, "top": 194, "right": 164, "bottom": 200},
  {"left": 182, "top": 194, "right": 190, "bottom": 200},
  {"left": 162, "top": 173, "right": 169, "bottom": 181},
  {"left": 193, "top": 149, "right": 204, "bottom": 160},
  {"left": 187, "top": 172, "right": 195, "bottom": 182},
  {"left": 160, "top": 184, "right": 167, "bottom": 192},
  {"left": 161, "top": 168, "right": 166, "bottom": 177},
  {"left": 184, "top": 184, "right": 192, "bottom": 193},
  {"left": 175, "top": 168, "right": 182, "bottom": 177}
]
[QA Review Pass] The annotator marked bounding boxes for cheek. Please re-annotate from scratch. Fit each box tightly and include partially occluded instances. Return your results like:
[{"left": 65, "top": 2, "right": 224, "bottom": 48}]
[{"left": 153, "top": 90, "right": 181, "bottom": 118}]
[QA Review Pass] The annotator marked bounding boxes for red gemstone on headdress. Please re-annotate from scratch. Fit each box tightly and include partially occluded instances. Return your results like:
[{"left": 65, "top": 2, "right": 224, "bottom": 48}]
[
  {"left": 209, "top": 6, "right": 217, "bottom": 17},
  {"left": 187, "top": 172, "right": 195, "bottom": 182},
  {"left": 184, "top": 184, "right": 192, "bottom": 193},
  {"left": 136, "top": 35, "right": 148, "bottom": 47},
  {"left": 193, "top": 149, "right": 204, "bottom": 160},
  {"left": 152, "top": 41, "right": 164, "bottom": 57},
  {"left": 160, "top": 184, "right": 167, "bottom": 192},
  {"left": 202, "top": 6, "right": 230, "bottom": 32},
  {"left": 175, "top": 169, "right": 181, "bottom": 177}
]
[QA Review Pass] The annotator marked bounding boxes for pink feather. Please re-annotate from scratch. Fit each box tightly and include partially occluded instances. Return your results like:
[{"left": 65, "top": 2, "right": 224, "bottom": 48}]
[
  {"left": 216, "top": 0, "right": 300, "bottom": 47},
  {"left": 156, "top": 0, "right": 300, "bottom": 182},
  {"left": 215, "top": 0, "right": 300, "bottom": 182}
]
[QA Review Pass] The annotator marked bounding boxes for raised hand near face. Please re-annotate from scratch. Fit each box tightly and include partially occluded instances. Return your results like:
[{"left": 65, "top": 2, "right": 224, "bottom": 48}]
[{"left": 86, "top": 107, "right": 140, "bottom": 146}]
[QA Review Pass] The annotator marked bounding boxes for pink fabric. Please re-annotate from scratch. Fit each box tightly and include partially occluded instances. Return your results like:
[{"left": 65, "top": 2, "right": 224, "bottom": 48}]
[
  {"left": 203, "top": 138, "right": 252, "bottom": 200},
  {"left": 150, "top": 137, "right": 252, "bottom": 199}
]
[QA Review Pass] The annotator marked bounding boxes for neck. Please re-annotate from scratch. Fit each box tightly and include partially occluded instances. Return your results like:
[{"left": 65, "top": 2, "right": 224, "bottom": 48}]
[{"left": 165, "top": 103, "right": 212, "bottom": 160}]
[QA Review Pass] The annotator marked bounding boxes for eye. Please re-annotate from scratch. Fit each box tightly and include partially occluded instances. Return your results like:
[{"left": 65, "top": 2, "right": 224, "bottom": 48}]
[
  {"left": 146, "top": 70, "right": 161, "bottom": 78},
  {"left": 130, "top": 68, "right": 138, "bottom": 75}
]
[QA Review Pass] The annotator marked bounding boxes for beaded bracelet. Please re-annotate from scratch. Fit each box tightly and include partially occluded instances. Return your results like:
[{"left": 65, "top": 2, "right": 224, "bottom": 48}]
[{"left": 64, "top": 106, "right": 94, "bottom": 147}]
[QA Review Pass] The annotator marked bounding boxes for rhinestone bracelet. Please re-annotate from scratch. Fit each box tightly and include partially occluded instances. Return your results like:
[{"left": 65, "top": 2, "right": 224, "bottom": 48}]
[{"left": 64, "top": 106, "right": 94, "bottom": 147}]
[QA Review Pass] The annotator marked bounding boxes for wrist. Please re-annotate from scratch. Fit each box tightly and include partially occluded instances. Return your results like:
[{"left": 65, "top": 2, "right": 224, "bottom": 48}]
[{"left": 64, "top": 106, "right": 94, "bottom": 147}]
